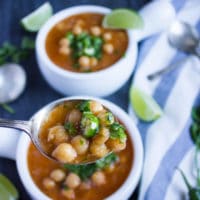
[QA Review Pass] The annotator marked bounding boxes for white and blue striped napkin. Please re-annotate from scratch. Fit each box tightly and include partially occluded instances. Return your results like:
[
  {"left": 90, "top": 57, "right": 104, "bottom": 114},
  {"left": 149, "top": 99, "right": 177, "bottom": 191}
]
[{"left": 128, "top": 0, "right": 200, "bottom": 199}]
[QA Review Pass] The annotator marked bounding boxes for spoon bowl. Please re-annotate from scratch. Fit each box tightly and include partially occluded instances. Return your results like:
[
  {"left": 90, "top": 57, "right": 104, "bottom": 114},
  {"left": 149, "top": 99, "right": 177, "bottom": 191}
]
[
  {"left": 0, "top": 63, "right": 26, "bottom": 103},
  {"left": 0, "top": 97, "right": 127, "bottom": 165},
  {"left": 147, "top": 21, "right": 200, "bottom": 80},
  {"left": 168, "top": 21, "right": 200, "bottom": 55}
]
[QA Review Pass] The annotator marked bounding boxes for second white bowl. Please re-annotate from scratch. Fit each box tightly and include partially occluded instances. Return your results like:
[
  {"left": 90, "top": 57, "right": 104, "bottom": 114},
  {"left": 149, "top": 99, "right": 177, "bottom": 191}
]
[{"left": 36, "top": 5, "right": 137, "bottom": 97}]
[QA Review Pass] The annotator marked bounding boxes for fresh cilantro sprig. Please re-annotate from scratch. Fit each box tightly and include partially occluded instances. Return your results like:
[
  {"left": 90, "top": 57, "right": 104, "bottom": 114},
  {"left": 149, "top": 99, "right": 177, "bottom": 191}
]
[
  {"left": 64, "top": 122, "right": 77, "bottom": 136},
  {"left": 0, "top": 37, "right": 35, "bottom": 114},
  {"left": 179, "top": 106, "right": 200, "bottom": 200},
  {"left": 0, "top": 37, "right": 35, "bottom": 65},
  {"left": 64, "top": 153, "right": 118, "bottom": 181}
]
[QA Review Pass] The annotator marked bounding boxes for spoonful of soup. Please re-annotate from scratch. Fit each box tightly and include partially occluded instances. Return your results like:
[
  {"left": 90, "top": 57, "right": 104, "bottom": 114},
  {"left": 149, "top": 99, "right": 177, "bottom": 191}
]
[{"left": 0, "top": 99, "right": 127, "bottom": 164}]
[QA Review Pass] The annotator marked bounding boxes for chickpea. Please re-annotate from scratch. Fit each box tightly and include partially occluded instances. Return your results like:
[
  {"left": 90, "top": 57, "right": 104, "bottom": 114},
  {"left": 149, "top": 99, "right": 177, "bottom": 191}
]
[
  {"left": 78, "top": 56, "right": 90, "bottom": 70},
  {"left": 47, "top": 125, "right": 68, "bottom": 146},
  {"left": 68, "top": 109, "right": 82, "bottom": 124},
  {"left": 56, "top": 22, "right": 66, "bottom": 31},
  {"left": 59, "top": 46, "right": 71, "bottom": 55},
  {"left": 103, "top": 43, "right": 114, "bottom": 54},
  {"left": 72, "top": 25, "right": 82, "bottom": 35},
  {"left": 79, "top": 180, "right": 91, "bottom": 190},
  {"left": 89, "top": 100, "right": 104, "bottom": 114},
  {"left": 97, "top": 111, "right": 114, "bottom": 126},
  {"left": 52, "top": 143, "right": 77, "bottom": 163},
  {"left": 103, "top": 32, "right": 112, "bottom": 41},
  {"left": 90, "top": 142, "right": 108, "bottom": 158},
  {"left": 59, "top": 38, "right": 70, "bottom": 47},
  {"left": 90, "top": 26, "right": 102, "bottom": 36},
  {"left": 90, "top": 57, "right": 98, "bottom": 67},
  {"left": 76, "top": 19, "right": 85, "bottom": 26},
  {"left": 91, "top": 171, "right": 106, "bottom": 186},
  {"left": 61, "top": 189, "right": 75, "bottom": 199},
  {"left": 71, "top": 135, "right": 89, "bottom": 155},
  {"left": 43, "top": 177, "right": 56, "bottom": 189},
  {"left": 50, "top": 169, "right": 66, "bottom": 182},
  {"left": 106, "top": 138, "right": 126, "bottom": 152},
  {"left": 65, "top": 173, "right": 81, "bottom": 189},
  {"left": 93, "top": 127, "right": 110, "bottom": 145}
]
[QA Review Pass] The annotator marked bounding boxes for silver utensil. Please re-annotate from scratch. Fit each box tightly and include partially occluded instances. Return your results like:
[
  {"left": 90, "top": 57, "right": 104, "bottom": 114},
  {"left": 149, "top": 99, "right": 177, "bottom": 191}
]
[
  {"left": 0, "top": 63, "right": 26, "bottom": 103},
  {"left": 147, "top": 21, "right": 200, "bottom": 80},
  {"left": 0, "top": 98, "right": 111, "bottom": 165}
]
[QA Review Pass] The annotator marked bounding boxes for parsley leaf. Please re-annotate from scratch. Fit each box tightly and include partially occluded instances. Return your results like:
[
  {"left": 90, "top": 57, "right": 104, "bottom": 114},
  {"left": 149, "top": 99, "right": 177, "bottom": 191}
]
[
  {"left": 0, "top": 103, "right": 15, "bottom": 114},
  {"left": 64, "top": 122, "right": 77, "bottom": 135},
  {"left": 64, "top": 153, "right": 118, "bottom": 181},
  {"left": 110, "top": 122, "right": 127, "bottom": 143},
  {"left": 77, "top": 100, "right": 90, "bottom": 112},
  {"left": 0, "top": 37, "right": 35, "bottom": 65}
]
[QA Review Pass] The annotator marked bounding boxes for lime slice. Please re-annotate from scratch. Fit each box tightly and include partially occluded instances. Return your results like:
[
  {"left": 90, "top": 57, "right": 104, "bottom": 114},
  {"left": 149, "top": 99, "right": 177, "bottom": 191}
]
[
  {"left": 130, "top": 86, "right": 163, "bottom": 122},
  {"left": 102, "top": 9, "right": 143, "bottom": 29},
  {"left": 21, "top": 2, "right": 53, "bottom": 32},
  {"left": 0, "top": 184, "right": 11, "bottom": 200},
  {"left": 0, "top": 174, "right": 19, "bottom": 199}
]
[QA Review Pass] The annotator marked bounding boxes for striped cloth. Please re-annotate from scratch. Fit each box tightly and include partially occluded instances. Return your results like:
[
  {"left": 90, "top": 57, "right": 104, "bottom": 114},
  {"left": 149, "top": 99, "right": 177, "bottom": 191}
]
[{"left": 128, "top": 0, "right": 200, "bottom": 199}]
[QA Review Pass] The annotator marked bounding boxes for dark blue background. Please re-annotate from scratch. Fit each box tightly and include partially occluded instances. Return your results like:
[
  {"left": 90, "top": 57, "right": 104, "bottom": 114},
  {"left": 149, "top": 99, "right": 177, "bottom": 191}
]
[{"left": 0, "top": 0, "right": 148, "bottom": 199}]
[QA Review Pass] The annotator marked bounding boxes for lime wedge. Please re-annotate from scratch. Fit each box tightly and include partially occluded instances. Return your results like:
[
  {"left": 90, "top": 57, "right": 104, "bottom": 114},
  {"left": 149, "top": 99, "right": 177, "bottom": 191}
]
[
  {"left": 21, "top": 2, "right": 53, "bottom": 32},
  {"left": 130, "top": 86, "right": 163, "bottom": 122},
  {"left": 0, "top": 174, "right": 19, "bottom": 200},
  {"left": 0, "top": 184, "right": 11, "bottom": 200},
  {"left": 102, "top": 9, "right": 143, "bottom": 29}
]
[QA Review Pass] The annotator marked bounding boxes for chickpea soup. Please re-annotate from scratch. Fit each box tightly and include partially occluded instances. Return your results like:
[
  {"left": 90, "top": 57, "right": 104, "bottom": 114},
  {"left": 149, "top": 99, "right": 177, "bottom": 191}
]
[
  {"left": 28, "top": 134, "right": 133, "bottom": 200},
  {"left": 38, "top": 100, "right": 128, "bottom": 164},
  {"left": 46, "top": 13, "right": 128, "bottom": 72}
]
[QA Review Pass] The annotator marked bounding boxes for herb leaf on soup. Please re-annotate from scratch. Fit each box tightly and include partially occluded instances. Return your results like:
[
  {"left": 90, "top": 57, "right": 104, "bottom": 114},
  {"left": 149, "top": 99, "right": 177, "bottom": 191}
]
[
  {"left": 110, "top": 122, "right": 127, "bottom": 143},
  {"left": 64, "top": 122, "right": 77, "bottom": 135},
  {"left": 65, "top": 31, "right": 103, "bottom": 67},
  {"left": 64, "top": 153, "right": 118, "bottom": 180}
]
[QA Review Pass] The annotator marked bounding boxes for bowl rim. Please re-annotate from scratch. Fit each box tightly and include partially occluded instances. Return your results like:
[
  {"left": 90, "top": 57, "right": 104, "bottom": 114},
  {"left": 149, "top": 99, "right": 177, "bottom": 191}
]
[
  {"left": 16, "top": 96, "right": 143, "bottom": 200},
  {"left": 36, "top": 5, "right": 136, "bottom": 79}
]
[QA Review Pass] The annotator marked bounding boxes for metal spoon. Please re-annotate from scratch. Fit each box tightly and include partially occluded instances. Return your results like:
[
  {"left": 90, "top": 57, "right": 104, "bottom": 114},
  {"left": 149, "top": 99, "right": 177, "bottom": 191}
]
[
  {"left": 147, "top": 21, "right": 200, "bottom": 80},
  {"left": 0, "top": 63, "right": 26, "bottom": 103},
  {"left": 0, "top": 98, "right": 111, "bottom": 165}
]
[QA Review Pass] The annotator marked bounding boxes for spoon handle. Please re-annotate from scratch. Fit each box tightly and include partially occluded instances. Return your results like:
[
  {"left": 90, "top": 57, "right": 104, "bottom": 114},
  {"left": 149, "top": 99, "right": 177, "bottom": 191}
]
[
  {"left": 147, "top": 58, "right": 187, "bottom": 80},
  {"left": 0, "top": 118, "right": 32, "bottom": 136}
]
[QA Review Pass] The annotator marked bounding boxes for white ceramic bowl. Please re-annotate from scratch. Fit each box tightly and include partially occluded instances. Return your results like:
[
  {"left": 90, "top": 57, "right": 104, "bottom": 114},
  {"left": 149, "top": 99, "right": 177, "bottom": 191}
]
[
  {"left": 0, "top": 96, "right": 143, "bottom": 200},
  {"left": 36, "top": 5, "right": 137, "bottom": 97}
]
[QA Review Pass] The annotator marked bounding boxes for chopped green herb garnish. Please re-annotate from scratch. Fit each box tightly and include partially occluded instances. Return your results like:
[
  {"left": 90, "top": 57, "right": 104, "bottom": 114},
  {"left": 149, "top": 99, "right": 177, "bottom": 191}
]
[
  {"left": 192, "top": 106, "right": 200, "bottom": 124},
  {"left": 105, "top": 112, "right": 115, "bottom": 126},
  {"left": 0, "top": 104, "right": 15, "bottom": 114},
  {"left": 77, "top": 100, "right": 91, "bottom": 112},
  {"left": 64, "top": 153, "right": 118, "bottom": 181},
  {"left": 110, "top": 122, "right": 127, "bottom": 143},
  {"left": 66, "top": 32, "right": 75, "bottom": 44},
  {"left": 65, "top": 31, "right": 104, "bottom": 67},
  {"left": 64, "top": 122, "right": 77, "bottom": 135},
  {"left": 0, "top": 37, "right": 34, "bottom": 65},
  {"left": 179, "top": 105, "right": 200, "bottom": 200},
  {"left": 96, "top": 153, "right": 118, "bottom": 169},
  {"left": 80, "top": 138, "right": 85, "bottom": 145},
  {"left": 81, "top": 112, "right": 99, "bottom": 138}
]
